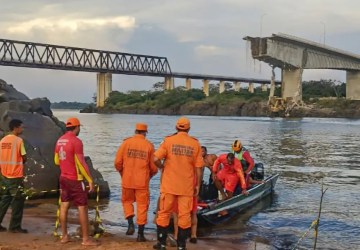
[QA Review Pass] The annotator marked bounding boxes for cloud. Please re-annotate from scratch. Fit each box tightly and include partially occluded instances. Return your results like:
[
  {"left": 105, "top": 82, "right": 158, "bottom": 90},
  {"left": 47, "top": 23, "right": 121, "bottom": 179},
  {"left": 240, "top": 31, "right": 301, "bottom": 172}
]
[
  {"left": 7, "top": 16, "right": 136, "bottom": 34},
  {"left": 195, "top": 45, "right": 227, "bottom": 57},
  {"left": 0, "top": 0, "right": 358, "bottom": 102}
]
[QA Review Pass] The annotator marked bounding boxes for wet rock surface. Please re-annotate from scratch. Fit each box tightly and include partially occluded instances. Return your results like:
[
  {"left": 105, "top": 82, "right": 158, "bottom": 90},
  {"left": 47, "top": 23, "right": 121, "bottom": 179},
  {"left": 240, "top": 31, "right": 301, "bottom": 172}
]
[{"left": 0, "top": 79, "right": 110, "bottom": 198}]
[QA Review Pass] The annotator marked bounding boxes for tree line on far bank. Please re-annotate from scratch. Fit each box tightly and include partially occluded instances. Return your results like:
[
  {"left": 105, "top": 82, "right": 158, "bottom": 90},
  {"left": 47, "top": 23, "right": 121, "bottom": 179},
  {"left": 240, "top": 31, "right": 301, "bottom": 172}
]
[
  {"left": 101, "top": 79, "right": 347, "bottom": 111},
  {"left": 51, "top": 79, "right": 349, "bottom": 110}
]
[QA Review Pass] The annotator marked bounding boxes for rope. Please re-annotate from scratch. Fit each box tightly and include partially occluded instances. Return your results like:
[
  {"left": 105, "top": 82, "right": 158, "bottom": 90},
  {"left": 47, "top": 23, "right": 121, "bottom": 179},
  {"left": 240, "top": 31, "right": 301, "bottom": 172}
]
[
  {"left": 93, "top": 185, "right": 105, "bottom": 239},
  {"left": 291, "top": 219, "right": 318, "bottom": 250},
  {"left": 0, "top": 183, "right": 105, "bottom": 239},
  {"left": 53, "top": 195, "right": 62, "bottom": 238},
  {"left": 51, "top": 184, "right": 105, "bottom": 239}
]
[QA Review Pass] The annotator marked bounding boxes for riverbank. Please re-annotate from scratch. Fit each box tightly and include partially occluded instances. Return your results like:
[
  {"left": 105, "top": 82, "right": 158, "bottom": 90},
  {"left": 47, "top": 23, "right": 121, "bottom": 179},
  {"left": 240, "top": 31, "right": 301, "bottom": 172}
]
[
  {"left": 0, "top": 199, "right": 270, "bottom": 250},
  {"left": 82, "top": 99, "right": 360, "bottom": 119}
]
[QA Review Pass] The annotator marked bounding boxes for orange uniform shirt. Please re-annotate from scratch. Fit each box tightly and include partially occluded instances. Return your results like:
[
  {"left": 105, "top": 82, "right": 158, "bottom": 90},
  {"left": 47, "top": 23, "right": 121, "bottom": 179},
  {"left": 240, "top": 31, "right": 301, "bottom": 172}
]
[
  {"left": 154, "top": 132, "right": 204, "bottom": 196},
  {"left": 0, "top": 134, "right": 26, "bottom": 178},
  {"left": 114, "top": 134, "right": 158, "bottom": 189},
  {"left": 213, "top": 154, "right": 247, "bottom": 190}
]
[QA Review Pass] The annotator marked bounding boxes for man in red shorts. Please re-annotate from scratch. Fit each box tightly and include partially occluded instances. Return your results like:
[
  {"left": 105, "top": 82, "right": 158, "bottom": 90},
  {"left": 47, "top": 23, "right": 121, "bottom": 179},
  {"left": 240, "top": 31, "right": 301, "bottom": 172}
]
[
  {"left": 54, "top": 117, "right": 99, "bottom": 246},
  {"left": 212, "top": 153, "right": 248, "bottom": 200}
]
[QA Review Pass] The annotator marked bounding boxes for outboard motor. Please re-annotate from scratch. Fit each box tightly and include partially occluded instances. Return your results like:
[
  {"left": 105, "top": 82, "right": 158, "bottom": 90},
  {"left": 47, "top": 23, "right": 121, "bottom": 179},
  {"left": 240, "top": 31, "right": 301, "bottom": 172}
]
[
  {"left": 199, "top": 179, "right": 218, "bottom": 201},
  {"left": 251, "top": 163, "right": 264, "bottom": 180}
]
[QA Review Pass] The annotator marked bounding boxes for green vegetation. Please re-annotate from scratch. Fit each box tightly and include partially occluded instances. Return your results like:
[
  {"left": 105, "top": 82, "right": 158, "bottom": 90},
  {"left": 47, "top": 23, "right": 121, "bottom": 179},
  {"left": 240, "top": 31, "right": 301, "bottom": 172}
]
[
  {"left": 101, "top": 79, "right": 348, "bottom": 112},
  {"left": 51, "top": 101, "right": 91, "bottom": 109},
  {"left": 103, "top": 81, "right": 272, "bottom": 111},
  {"left": 302, "top": 79, "right": 345, "bottom": 101}
]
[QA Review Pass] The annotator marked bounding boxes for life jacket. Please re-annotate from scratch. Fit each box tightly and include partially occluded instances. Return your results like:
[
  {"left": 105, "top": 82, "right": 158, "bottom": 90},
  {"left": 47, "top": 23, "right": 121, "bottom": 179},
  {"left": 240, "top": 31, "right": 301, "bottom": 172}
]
[
  {"left": 0, "top": 135, "right": 24, "bottom": 178},
  {"left": 232, "top": 147, "right": 249, "bottom": 172}
]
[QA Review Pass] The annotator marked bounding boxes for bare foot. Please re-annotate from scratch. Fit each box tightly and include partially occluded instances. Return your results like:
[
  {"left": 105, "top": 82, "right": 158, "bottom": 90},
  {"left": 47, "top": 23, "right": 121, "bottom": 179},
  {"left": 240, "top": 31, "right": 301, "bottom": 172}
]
[
  {"left": 81, "top": 238, "right": 100, "bottom": 246},
  {"left": 60, "top": 235, "right": 71, "bottom": 244}
]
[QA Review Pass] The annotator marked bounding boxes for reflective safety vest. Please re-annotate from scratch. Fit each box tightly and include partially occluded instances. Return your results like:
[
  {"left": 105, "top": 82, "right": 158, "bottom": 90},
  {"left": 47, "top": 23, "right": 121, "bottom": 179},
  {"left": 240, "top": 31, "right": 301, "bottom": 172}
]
[
  {"left": 232, "top": 148, "right": 248, "bottom": 171},
  {"left": 0, "top": 134, "right": 26, "bottom": 178}
]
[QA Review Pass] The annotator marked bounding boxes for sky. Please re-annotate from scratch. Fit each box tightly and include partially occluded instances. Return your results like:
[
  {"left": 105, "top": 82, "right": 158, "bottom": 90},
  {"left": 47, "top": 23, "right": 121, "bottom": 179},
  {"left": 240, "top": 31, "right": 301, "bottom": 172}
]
[{"left": 0, "top": 0, "right": 359, "bottom": 103}]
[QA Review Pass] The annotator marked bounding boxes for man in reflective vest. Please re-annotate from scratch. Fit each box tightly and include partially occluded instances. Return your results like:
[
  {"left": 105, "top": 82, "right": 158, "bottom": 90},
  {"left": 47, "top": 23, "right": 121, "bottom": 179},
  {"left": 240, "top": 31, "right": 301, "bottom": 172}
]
[
  {"left": 0, "top": 119, "right": 27, "bottom": 233},
  {"left": 231, "top": 140, "right": 255, "bottom": 174},
  {"left": 114, "top": 123, "right": 158, "bottom": 242}
]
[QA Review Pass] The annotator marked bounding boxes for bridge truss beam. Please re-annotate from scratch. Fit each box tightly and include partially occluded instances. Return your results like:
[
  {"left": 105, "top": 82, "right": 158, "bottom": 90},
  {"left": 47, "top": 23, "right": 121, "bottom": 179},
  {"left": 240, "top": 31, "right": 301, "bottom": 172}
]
[{"left": 0, "top": 39, "right": 172, "bottom": 76}]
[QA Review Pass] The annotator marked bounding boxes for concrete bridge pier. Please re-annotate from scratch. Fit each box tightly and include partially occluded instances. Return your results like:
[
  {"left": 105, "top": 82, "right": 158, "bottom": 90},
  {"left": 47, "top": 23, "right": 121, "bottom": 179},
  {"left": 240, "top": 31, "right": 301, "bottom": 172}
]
[
  {"left": 234, "top": 81, "right": 241, "bottom": 92},
  {"left": 219, "top": 81, "right": 225, "bottom": 93},
  {"left": 96, "top": 73, "right": 112, "bottom": 107},
  {"left": 185, "top": 78, "right": 191, "bottom": 90},
  {"left": 164, "top": 76, "right": 174, "bottom": 90},
  {"left": 281, "top": 68, "right": 303, "bottom": 102},
  {"left": 203, "top": 79, "right": 209, "bottom": 96},
  {"left": 261, "top": 83, "right": 268, "bottom": 92},
  {"left": 346, "top": 70, "right": 360, "bottom": 100},
  {"left": 248, "top": 83, "right": 254, "bottom": 93}
]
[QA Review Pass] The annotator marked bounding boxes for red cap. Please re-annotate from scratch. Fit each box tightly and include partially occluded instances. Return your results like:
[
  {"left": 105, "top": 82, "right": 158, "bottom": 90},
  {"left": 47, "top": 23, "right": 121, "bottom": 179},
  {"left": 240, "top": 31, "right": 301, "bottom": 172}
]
[{"left": 66, "top": 117, "right": 81, "bottom": 127}]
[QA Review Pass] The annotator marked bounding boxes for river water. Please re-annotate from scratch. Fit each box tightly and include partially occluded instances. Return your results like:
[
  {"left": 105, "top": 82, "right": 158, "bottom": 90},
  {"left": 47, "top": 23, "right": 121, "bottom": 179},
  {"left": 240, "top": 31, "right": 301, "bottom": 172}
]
[{"left": 52, "top": 110, "right": 360, "bottom": 250}]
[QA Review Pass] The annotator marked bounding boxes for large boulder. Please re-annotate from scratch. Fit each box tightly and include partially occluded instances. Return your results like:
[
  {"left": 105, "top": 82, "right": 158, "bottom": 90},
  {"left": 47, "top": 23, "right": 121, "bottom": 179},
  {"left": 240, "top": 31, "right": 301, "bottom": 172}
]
[
  {"left": 0, "top": 79, "right": 29, "bottom": 101},
  {"left": 0, "top": 79, "right": 110, "bottom": 198}
]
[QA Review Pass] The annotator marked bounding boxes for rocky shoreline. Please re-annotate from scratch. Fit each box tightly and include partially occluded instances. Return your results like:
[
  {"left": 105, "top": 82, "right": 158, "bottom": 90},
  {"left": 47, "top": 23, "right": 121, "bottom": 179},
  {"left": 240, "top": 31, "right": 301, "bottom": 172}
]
[
  {"left": 0, "top": 79, "right": 110, "bottom": 198},
  {"left": 82, "top": 100, "right": 360, "bottom": 119}
]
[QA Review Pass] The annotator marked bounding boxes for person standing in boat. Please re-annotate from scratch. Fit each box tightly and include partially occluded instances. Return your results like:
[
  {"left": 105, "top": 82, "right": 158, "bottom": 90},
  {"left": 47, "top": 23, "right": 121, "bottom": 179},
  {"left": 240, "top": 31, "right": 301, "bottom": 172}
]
[
  {"left": 212, "top": 153, "right": 248, "bottom": 200},
  {"left": 153, "top": 117, "right": 203, "bottom": 250},
  {"left": 201, "top": 146, "right": 218, "bottom": 182},
  {"left": 231, "top": 140, "right": 264, "bottom": 188},
  {"left": 114, "top": 123, "right": 158, "bottom": 242},
  {"left": 231, "top": 140, "right": 255, "bottom": 175},
  {"left": 199, "top": 146, "right": 218, "bottom": 201}
]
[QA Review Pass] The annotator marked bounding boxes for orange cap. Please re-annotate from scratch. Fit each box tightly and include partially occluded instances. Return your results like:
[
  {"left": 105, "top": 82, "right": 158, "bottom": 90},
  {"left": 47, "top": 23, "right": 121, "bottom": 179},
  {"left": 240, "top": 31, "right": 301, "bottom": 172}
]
[
  {"left": 176, "top": 117, "right": 190, "bottom": 130},
  {"left": 65, "top": 117, "right": 81, "bottom": 127},
  {"left": 135, "top": 123, "right": 148, "bottom": 132}
]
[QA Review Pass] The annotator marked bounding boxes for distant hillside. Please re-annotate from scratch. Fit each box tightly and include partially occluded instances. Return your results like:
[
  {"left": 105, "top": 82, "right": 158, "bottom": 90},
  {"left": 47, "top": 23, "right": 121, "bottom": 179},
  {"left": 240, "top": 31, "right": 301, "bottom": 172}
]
[{"left": 51, "top": 101, "right": 92, "bottom": 109}]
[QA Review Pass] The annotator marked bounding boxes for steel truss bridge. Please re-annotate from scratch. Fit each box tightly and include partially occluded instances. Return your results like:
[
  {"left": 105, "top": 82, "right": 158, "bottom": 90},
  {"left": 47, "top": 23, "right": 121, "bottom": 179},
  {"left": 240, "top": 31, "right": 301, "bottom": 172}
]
[
  {"left": 0, "top": 38, "right": 278, "bottom": 84},
  {"left": 0, "top": 38, "right": 171, "bottom": 76}
]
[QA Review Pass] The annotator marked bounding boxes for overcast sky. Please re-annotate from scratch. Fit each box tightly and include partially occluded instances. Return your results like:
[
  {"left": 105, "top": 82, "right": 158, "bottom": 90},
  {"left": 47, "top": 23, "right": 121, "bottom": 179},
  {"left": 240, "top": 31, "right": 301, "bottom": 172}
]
[{"left": 0, "top": 0, "right": 359, "bottom": 103}]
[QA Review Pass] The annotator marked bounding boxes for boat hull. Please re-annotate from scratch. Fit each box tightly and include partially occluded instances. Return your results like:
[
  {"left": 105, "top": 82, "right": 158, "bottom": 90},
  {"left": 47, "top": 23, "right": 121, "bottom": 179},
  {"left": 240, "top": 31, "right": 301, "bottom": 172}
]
[{"left": 197, "top": 174, "right": 279, "bottom": 226}]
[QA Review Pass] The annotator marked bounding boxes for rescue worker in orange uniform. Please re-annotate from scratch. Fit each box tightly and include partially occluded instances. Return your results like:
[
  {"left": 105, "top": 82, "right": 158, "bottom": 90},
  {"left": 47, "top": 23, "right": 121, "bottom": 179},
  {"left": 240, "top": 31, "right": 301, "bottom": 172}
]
[
  {"left": 153, "top": 117, "right": 203, "bottom": 250},
  {"left": 212, "top": 153, "right": 248, "bottom": 200},
  {"left": 0, "top": 119, "right": 27, "bottom": 233},
  {"left": 54, "top": 117, "right": 99, "bottom": 246},
  {"left": 114, "top": 123, "right": 158, "bottom": 242},
  {"left": 171, "top": 175, "right": 198, "bottom": 245}
]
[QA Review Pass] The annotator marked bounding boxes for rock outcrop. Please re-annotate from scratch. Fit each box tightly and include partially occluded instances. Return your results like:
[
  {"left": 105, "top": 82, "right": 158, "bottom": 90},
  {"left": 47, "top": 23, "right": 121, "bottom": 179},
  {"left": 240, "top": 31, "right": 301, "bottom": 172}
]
[{"left": 0, "top": 79, "right": 110, "bottom": 198}]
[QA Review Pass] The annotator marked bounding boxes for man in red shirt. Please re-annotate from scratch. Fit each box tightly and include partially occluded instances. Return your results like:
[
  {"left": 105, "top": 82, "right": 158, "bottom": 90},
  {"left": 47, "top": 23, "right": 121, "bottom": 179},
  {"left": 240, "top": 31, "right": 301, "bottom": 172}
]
[
  {"left": 54, "top": 117, "right": 99, "bottom": 246},
  {"left": 212, "top": 153, "right": 248, "bottom": 200}
]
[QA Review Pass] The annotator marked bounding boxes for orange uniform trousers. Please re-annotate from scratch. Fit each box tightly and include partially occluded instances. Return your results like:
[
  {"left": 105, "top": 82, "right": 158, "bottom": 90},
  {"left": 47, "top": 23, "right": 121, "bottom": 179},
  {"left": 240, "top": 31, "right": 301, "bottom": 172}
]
[
  {"left": 156, "top": 193, "right": 193, "bottom": 229},
  {"left": 122, "top": 188, "right": 150, "bottom": 225}
]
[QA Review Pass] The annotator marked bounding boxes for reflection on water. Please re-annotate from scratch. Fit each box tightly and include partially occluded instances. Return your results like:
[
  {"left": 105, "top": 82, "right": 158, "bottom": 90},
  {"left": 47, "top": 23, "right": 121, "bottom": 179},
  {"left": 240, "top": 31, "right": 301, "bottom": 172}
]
[{"left": 53, "top": 110, "right": 360, "bottom": 249}]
